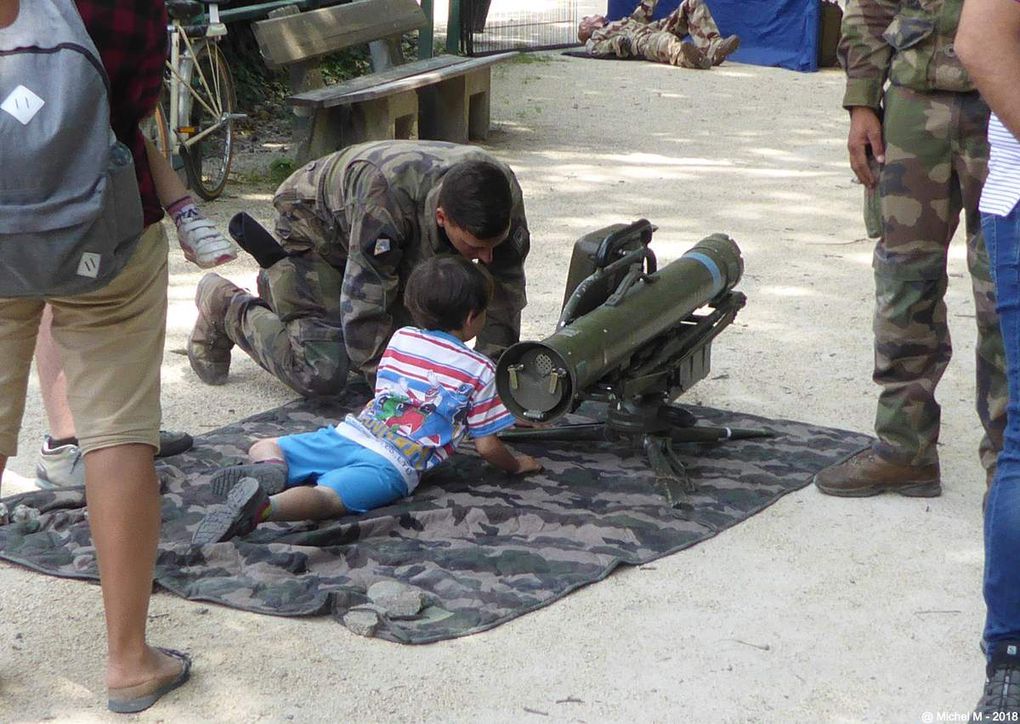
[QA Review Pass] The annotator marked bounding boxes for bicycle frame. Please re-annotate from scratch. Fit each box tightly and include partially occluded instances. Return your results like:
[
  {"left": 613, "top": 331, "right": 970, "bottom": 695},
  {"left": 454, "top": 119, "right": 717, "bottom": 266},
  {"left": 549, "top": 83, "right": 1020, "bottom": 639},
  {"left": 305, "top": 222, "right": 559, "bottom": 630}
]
[{"left": 165, "top": 4, "right": 230, "bottom": 158}]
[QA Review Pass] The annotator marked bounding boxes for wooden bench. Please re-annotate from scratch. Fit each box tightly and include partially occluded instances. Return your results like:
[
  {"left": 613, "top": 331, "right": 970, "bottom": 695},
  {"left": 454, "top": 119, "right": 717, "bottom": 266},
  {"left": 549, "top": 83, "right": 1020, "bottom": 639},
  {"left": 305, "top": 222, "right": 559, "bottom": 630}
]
[{"left": 253, "top": 0, "right": 515, "bottom": 161}]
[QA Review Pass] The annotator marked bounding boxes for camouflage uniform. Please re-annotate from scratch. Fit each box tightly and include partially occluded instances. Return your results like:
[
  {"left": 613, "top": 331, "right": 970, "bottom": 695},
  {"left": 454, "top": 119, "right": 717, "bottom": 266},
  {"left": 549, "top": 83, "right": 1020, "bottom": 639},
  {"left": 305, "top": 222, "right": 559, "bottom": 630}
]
[
  {"left": 839, "top": 0, "right": 1006, "bottom": 472},
  {"left": 586, "top": 0, "right": 723, "bottom": 68},
  {"left": 224, "top": 140, "right": 530, "bottom": 398}
]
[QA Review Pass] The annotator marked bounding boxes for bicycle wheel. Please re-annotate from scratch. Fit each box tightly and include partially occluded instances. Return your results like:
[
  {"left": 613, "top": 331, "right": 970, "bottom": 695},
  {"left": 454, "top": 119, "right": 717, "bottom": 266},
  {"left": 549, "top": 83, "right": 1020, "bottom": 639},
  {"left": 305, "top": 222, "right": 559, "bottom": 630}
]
[
  {"left": 142, "top": 99, "right": 171, "bottom": 161},
  {"left": 181, "top": 42, "right": 235, "bottom": 201}
]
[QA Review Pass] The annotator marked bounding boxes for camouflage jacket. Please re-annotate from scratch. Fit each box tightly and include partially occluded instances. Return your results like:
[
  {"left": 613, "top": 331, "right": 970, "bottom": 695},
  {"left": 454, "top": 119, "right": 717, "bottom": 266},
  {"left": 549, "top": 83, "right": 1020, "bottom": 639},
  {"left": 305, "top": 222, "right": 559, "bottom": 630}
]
[
  {"left": 839, "top": 0, "right": 974, "bottom": 110},
  {"left": 289, "top": 140, "right": 530, "bottom": 376}
]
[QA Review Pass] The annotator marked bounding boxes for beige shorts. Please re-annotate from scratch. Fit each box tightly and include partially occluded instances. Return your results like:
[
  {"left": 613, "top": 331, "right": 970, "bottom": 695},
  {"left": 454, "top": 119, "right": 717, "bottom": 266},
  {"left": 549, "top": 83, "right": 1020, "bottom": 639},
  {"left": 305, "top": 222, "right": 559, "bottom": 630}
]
[{"left": 0, "top": 224, "right": 168, "bottom": 456}]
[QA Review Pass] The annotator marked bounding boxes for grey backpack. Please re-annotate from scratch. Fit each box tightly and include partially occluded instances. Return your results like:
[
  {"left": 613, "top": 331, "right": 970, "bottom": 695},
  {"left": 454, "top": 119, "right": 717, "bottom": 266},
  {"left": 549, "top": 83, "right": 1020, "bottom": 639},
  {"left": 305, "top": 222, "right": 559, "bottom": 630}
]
[{"left": 0, "top": 0, "right": 144, "bottom": 297}]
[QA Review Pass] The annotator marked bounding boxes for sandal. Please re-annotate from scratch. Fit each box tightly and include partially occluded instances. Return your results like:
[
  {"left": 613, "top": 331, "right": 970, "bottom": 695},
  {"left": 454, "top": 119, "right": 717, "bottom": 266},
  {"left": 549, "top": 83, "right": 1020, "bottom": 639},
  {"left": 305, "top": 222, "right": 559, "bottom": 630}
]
[{"left": 107, "top": 647, "right": 191, "bottom": 714}]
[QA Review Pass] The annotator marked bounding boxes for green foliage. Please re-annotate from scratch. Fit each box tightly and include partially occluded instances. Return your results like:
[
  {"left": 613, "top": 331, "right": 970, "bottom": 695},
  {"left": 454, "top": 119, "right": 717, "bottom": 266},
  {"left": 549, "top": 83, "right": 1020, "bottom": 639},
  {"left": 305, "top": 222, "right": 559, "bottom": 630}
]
[
  {"left": 269, "top": 158, "right": 297, "bottom": 186},
  {"left": 509, "top": 52, "right": 556, "bottom": 65},
  {"left": 320, "top": 34, "right": 419, "bottom": 84}
]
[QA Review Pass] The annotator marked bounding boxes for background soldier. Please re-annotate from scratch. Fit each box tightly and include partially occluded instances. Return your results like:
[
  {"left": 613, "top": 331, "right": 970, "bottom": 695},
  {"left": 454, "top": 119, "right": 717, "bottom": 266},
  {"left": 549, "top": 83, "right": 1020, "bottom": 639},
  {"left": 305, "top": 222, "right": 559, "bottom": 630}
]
[
  {"left": 188, "top": 140, "right": 531, "bottom": 398},
  {"left": 813, "top": 0, "right": 1006, "bottom": 497},
  {"left": 577, "top": 0, "right": 739, "bottom": 70}
]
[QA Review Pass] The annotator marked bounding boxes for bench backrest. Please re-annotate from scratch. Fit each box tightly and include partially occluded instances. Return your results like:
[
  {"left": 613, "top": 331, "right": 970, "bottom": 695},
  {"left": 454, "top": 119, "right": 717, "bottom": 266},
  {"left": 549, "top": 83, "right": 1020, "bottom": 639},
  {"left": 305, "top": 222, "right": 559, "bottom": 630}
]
[{"left": 254, "top": 0, "right": 427, "bottom": 69}]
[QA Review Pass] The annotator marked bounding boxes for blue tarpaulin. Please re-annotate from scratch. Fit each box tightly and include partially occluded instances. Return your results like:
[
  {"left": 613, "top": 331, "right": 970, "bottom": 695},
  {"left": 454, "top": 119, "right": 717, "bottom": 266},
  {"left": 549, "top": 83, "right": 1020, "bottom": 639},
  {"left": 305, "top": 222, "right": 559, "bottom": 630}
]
[{"left": 605, "top": 0, "right": 821, "bottom": 72}]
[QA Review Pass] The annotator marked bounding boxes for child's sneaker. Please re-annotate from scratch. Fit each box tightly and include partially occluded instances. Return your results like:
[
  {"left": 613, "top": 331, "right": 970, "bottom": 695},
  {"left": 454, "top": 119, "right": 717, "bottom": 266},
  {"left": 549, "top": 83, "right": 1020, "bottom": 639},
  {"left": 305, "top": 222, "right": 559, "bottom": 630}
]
[
  {"left": 192, "top": 477, "right": 270, "bottom": 545},
  {"left": 168, "top": 195, "right": 237, "bottom": 269},
  {"left": 210, "top": 462, "right": 288, "bottom": 497},
  {"left": 35, "top": 436, "right": 84, "bottom": 488},
  {"left": 176, "top": 213, "right": 238, "bottom": 269}
]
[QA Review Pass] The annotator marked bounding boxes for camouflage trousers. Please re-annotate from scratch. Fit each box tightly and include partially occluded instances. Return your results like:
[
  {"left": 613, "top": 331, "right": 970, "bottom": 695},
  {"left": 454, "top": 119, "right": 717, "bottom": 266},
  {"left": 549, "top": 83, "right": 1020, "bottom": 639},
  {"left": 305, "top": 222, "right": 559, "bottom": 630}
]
[
  {"left": 586, "top": 0, "right": 721, "bottom": 68},
  {"left": 222, "top": 182, "right": 350, "bottom": 398},
  {"left": 872, "top": 85, "right": 1006, "bottom": 471}
]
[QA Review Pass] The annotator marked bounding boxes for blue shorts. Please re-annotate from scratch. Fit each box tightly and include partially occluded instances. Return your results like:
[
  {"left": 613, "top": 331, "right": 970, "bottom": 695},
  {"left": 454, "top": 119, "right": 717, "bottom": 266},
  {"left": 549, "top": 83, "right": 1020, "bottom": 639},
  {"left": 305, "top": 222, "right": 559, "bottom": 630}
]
[{"left": 276, "top": 427, "right": 409, "bottom": 513}]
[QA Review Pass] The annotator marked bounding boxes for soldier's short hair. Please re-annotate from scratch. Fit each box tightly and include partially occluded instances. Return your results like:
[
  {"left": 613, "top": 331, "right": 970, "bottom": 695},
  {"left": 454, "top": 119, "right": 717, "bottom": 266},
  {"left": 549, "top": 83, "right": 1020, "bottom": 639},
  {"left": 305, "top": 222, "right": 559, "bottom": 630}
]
[
  {"left": 438, "top": 160, "right": 513, "bottom": 240},
  {"left": 405, "top": 256, "right": 494, "bottom": 332}
]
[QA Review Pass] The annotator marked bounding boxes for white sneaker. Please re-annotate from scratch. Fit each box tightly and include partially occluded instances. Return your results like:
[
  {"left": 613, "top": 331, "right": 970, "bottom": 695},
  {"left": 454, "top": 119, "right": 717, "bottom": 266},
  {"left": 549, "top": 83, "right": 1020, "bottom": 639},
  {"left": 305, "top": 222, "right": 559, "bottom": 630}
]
[
  {"left": 35, "top": 436, "right": 85, "bottom": 489},
  {"left": 177, "top": 213, "right": 238, "bottom": 269}
]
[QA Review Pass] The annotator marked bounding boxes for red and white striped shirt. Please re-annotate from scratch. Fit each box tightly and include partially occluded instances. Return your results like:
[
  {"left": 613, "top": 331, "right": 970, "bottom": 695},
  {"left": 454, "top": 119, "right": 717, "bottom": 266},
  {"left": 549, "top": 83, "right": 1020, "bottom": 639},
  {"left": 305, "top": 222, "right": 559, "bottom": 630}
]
[{"left": 338, "top": 327, "right": 515, "bottom": 490}]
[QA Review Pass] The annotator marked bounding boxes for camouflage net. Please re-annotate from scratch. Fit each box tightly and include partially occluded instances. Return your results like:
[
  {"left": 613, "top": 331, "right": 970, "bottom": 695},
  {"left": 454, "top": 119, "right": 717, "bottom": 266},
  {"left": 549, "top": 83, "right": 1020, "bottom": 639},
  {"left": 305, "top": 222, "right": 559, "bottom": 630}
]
[{"left": 0, "top": 384, "right": 869, "bottom": 644}]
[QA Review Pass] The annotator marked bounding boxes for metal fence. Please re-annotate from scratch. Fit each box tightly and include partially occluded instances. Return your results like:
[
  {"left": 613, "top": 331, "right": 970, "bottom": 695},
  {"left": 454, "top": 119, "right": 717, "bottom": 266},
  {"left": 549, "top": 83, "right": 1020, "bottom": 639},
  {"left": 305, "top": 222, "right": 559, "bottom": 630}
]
[{"left": 433, "top": 0, "right": 605, "bottom": 55}]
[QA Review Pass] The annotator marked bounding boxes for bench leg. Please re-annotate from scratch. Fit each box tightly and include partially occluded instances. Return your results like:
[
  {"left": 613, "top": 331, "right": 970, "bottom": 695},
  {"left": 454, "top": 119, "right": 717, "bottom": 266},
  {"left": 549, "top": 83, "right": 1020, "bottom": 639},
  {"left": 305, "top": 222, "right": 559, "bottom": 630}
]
[
  {"left": 419, "top": 76, "right": 469, "bottom": 143},
  {"left": 419, "top": 68, "right": 493, "bottom": 144},
  {"left": 301, "top": 107, "right": 345, "bottom": 163},
  {"left": 349, "top": 90, "right": 418, "bottom": 144},
  {"left": 464, "top": 67, "right": 492, "bottom": 141}
]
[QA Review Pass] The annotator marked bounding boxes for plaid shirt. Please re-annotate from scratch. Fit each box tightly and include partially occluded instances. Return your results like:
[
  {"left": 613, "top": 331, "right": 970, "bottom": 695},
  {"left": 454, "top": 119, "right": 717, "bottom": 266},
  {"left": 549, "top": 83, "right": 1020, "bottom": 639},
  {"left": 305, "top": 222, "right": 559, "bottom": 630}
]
[{"left": 75, "top": 0, "right": 167, "bottom": 226}]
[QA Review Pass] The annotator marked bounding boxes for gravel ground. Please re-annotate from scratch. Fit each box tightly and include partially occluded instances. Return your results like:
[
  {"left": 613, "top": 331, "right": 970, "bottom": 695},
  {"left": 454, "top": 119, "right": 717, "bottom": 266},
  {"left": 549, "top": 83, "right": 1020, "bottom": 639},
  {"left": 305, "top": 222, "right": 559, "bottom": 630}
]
[{"left": 0, "top": 53, "right": 989, "bottom": 722}]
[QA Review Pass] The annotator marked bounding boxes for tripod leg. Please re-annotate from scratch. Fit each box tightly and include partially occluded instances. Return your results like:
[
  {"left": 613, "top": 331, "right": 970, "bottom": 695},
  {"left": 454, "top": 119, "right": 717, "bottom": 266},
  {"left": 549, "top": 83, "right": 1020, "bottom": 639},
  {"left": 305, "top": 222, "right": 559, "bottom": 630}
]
[
  {"left": 663, "top": 440, "right": 697, "bottom": 494},
  {"left": 643, "top": 435, "right": 691, "bottom": 508}
]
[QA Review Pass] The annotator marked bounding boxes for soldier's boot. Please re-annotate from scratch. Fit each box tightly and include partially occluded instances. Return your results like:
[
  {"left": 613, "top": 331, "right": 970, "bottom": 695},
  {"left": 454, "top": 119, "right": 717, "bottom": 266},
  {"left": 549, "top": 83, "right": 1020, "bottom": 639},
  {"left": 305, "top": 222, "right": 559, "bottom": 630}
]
[
  {"left": 188, "top": 273, "right": 248, "bottom": 386},
  {"left": 813, "top": 449, "right": 941, "bottom": 498},
  {"left": 192, "top": 477, "right": 270, "bottom": 545},
  {"left": 708, "top": 34, "right": 740, "bottom": 65},
  {"left": 670, "top": 42, "right": 711, "bottom": 70}
]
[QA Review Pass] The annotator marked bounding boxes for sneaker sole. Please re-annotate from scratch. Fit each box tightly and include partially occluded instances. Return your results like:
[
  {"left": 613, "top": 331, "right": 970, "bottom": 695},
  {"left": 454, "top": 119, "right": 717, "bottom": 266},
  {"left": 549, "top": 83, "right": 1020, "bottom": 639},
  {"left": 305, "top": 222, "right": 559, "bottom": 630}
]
[
  {"left": 187, "top": 333, "right": 231, "bottom": 386},
  {"left": 813, "top": 477, "right": 942, "bottom": 498},
  {"left": 210, "top": 464, "right": 287, "bottom": 498},
  {"left": 192, "top": 477, "right": 263, "bottom": 545}
]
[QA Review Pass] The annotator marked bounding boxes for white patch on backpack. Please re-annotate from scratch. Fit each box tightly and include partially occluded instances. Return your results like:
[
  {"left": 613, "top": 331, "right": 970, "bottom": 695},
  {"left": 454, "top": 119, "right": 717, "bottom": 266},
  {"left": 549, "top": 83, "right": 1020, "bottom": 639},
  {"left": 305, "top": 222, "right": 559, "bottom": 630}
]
[
  {"left": 1, "top": 85, "right": 45, "bottom": 125},
  {"left": 374, "top": 237, "right": 391, "bottom": 255},
  {"left": 76, "top": 252, "right": 101, "bottom": 279}
]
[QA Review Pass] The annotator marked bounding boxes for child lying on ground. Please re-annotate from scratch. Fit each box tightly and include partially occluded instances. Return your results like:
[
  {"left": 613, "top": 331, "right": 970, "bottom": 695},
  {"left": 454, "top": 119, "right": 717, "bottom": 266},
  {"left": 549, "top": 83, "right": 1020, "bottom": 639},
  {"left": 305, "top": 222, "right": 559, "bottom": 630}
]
[{"left": 192, "top": 255, "right": 542, "bottom": 544}]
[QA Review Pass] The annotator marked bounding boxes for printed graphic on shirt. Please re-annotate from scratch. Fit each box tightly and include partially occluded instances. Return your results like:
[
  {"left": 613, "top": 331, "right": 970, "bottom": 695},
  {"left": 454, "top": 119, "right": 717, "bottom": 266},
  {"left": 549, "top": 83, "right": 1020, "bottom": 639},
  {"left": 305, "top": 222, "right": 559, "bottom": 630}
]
[
  {"left": 368, "top": 379, "right": 471, "bottom": 445},
  {"left": 350, "top": 327, "right": 516, "bottom": 474}
]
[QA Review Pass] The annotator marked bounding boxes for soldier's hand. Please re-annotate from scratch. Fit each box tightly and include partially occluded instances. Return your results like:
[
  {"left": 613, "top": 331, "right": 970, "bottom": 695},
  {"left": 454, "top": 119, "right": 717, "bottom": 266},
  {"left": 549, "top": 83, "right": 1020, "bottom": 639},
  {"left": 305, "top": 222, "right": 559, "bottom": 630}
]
[{"left": 848, "top": 106, "right": 885, "bottom": 188}]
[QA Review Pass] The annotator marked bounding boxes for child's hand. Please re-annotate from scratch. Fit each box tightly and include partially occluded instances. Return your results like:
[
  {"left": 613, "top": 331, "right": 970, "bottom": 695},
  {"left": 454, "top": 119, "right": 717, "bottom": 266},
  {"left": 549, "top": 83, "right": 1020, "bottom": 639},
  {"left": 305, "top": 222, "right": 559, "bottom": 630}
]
[
  {"left": 177, "top": 215, "right": 238, "bottom": 268},
  {"left": 512, "top": 454, "right": 542, "bottom": 475},
  {"left": 512, "top": 418, "right": 550, "bottom": 429}
]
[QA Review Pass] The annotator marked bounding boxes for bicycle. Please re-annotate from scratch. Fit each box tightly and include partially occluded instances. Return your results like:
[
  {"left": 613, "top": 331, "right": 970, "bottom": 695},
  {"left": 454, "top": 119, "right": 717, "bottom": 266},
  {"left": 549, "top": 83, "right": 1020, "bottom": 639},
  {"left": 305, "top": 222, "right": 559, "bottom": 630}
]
[{"left": 149, "top": 0, "right": 244, "bottom": 201}]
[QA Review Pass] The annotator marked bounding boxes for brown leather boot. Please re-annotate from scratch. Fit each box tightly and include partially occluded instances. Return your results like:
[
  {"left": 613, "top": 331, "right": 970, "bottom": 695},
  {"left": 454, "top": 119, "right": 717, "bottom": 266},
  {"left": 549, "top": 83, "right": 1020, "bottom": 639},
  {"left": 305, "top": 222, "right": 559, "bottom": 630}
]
[
  {"left": 671, "top": 42, "right": 712, "bottom": 70},
  {"left": 813, "top": 449, "right": 941, "bottom": 498},
  {"left": 708, "top": 35, "right": 740, "bottom": 65},
  {"left": 187, "top": 273, "right": 244, "bottom": 385}
]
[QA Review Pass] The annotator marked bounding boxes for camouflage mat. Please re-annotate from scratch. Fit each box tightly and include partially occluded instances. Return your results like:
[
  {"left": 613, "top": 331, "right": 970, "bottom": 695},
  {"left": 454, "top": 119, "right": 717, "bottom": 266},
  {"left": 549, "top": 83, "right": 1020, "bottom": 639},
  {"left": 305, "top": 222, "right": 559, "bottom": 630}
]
[{"left": 0, "top": 385, "right": 869, "bottom": 644}]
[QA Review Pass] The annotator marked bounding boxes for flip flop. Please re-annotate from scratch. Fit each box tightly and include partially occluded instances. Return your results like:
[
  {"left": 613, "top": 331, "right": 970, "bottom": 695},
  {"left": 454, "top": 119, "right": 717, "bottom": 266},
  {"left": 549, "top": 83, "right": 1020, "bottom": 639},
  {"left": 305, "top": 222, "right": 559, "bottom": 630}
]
[{"left": 107, "top": 647, "right": 192, "bottom": 714}]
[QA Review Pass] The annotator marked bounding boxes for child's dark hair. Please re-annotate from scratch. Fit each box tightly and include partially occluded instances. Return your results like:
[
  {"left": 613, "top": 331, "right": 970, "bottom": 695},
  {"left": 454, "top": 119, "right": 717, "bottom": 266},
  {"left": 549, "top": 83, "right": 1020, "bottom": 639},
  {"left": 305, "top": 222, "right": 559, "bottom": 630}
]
[
  {"left": 438, "top": 160, "right": 513, "bottom": 240},
  {"left": 404, "top": 256, "right": 494, "bottom": 332}
]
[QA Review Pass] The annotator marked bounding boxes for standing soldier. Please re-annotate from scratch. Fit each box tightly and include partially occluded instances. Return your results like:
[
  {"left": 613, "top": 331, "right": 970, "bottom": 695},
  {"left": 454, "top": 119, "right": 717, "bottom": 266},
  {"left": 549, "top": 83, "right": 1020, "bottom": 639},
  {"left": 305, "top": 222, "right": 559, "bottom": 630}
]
[
  {"left": 813, "top": 0, "right": 1006, "bottom": 497},
  {"left": 188, "top": 140, "right": 530, "bottom": 397},
  {"left": 577, "top": 0, "right": 740, "bottom": 70}
]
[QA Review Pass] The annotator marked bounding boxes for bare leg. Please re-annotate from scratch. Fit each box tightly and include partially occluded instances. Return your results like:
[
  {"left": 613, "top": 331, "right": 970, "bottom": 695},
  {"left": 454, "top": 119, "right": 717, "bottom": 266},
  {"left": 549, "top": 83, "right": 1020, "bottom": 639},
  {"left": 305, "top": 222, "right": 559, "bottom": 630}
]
[
  {"left": 35, "top": 306, "right": 77, "bottom": 440},
  {"left": 267, "top": 485, "right": 346, "bottom": 522},
  {"left": 249, "top": 437, "right": 285, "bottom": 463},
  {"left": 84, "top": 444, "right": 182, "bottom": 689}
]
